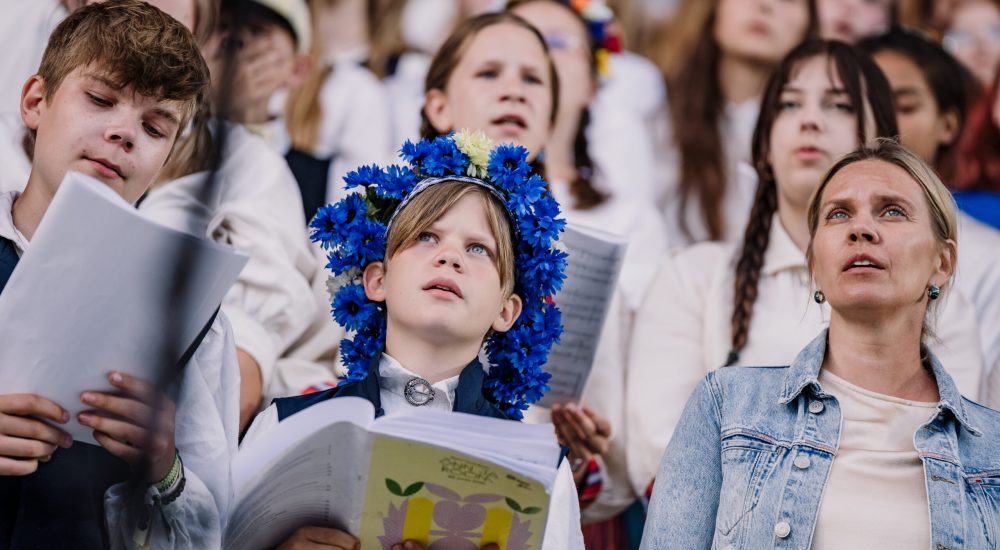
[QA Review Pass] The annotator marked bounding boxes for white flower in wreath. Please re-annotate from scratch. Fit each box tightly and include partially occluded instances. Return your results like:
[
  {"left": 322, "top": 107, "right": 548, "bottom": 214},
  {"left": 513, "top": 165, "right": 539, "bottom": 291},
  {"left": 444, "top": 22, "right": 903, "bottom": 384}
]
[
  {"left": 326, "top": 268, "right": 363, "bottom": 302},
  {"left": 453, "top": 129, "right": 493, "bottom": 179}
]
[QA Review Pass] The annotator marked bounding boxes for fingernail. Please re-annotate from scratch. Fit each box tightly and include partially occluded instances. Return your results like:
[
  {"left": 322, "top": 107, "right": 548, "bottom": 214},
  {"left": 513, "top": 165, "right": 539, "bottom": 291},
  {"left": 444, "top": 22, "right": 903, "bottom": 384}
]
[
  {"left": 60, "top": 410, "right": 69, "bottom": 423},
  {"left": 110, "top": 372, "right": 123, "bottom": 383},
  {"left": 63, "top": 436, "right": 73, "bottom": 448},
  {"left": 78, "top": 412, "right": 91, "bottom": 425},
  {"left": 81, "top": 392, "right": 96, "bottom": 404}
]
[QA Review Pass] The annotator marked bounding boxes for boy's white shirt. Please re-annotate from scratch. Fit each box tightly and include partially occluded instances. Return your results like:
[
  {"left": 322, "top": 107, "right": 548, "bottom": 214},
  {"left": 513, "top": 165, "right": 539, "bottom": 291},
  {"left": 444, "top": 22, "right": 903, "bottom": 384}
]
[
  {"left": 241, "top": 353, "right": 584, "bottom": 549},
  {"left": 134, "top": 122, "right": 320, "bottom": 401},
  {"left": 256, "top": 61, "right": 395, "bottom": 205},
  {"left": 0, "top": 190, "right": 240, "bottom": 550},
  {"left": 624, "top": 213, "right": 987, "bottom": 498}
]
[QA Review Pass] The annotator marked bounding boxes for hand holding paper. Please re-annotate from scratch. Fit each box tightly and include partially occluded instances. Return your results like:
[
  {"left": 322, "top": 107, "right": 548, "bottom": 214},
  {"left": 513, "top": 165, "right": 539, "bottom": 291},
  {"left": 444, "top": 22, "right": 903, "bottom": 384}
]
[
  {"left": 0, "top": 172, "right": 247, "bottom": 445},
  {"left": 0, "top": 393, "right": 72, "bottom": 476},
  {"left": 78, "top": 371, "right": 177, "bottom": 483}
]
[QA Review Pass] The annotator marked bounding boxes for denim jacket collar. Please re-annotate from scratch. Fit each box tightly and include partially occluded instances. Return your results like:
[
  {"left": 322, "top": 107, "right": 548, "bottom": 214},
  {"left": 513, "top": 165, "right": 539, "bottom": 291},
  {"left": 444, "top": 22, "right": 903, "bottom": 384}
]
[{"left": 779, "top": 330, "right": 982, "bottom": 436}]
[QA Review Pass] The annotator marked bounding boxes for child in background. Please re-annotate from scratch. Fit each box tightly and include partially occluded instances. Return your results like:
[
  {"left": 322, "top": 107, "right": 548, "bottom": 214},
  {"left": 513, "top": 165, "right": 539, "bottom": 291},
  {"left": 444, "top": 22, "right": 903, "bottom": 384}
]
[
  {"left": 0, "top": 2, "right": 238, "bottom": 548},
  {"left": 816, "top": 0, "right": 893, "bottom": 43},
  {"left": 942, "top": 0, "right": 1000, "bottom": 90},
  {"left": 141, "top": 0, "right": 325, "bottom": 431},
  {"left": 862, "top": 28, "right": 1000, "bottom": 403},
  {"left": 648, "top": 0, "right": 817, "bottom": 246},
  {"left": 282, "top": 0, "right": 392, "bottom": 222},
  {"left": 241, "top": 131, "right": 584, "bottom": 548}
]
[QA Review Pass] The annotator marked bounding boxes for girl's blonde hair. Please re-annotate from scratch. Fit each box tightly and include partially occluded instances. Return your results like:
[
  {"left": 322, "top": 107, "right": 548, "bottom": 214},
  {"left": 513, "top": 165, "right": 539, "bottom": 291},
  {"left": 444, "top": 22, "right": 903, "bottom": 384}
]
[{"left": 386, "top": 180, "right": 516, "bottom": 299}]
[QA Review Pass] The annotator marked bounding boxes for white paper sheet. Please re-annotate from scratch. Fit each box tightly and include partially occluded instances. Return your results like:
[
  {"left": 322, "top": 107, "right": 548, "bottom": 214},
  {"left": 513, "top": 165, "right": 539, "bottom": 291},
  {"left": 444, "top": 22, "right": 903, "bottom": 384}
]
[
  {"left": 0, "top": 172, "right": 247, "bottom": 444},
  {"left": 539, "top": 224, "right": 627, "bottom": 406}
]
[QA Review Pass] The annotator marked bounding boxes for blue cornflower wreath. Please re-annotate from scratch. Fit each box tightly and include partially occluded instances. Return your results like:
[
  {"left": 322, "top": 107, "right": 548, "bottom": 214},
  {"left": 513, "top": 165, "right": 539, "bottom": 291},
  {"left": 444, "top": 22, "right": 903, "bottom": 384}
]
[{"left": 309, "top": 130, "right": 568, "bottom": 419}]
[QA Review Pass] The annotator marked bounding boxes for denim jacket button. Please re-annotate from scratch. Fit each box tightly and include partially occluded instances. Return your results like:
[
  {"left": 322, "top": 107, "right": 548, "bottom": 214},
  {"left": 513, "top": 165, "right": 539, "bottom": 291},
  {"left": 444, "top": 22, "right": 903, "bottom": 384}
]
[
  {"left": 774, "top": 521, "right": 791, "bottom": 538},
  {"left": 793, "top": 455, "right": 811, "bottom": 469},
  {"left": 809, "top": 401, "right": 825, "bottom": 414}
]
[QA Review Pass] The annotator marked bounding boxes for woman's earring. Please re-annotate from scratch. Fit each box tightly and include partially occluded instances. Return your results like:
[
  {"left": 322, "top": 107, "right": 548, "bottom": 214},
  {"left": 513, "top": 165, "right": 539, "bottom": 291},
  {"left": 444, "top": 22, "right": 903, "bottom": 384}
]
[
  {"left": 928, "top": 284, "right": 941, "bottom": 301},
  {"left": 813, "top": 290, "right": 826, "bottom": 304}
]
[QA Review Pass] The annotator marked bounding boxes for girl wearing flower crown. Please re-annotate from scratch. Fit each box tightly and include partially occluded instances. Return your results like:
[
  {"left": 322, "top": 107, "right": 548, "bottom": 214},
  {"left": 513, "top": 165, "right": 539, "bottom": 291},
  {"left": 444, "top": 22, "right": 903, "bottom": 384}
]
[
  {"left": 240, "top": 131, "right": 584, "bottom": 549},
  {"left": 417, "top": 10, "right": 636, "bottom": 535}
]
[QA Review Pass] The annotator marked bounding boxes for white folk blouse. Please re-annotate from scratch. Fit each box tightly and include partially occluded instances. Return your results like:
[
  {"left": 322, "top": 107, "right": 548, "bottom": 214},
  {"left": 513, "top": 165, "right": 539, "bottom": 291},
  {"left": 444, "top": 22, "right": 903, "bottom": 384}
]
[{"left": 653, "top": 98, "right": 761, "bottom": 248}]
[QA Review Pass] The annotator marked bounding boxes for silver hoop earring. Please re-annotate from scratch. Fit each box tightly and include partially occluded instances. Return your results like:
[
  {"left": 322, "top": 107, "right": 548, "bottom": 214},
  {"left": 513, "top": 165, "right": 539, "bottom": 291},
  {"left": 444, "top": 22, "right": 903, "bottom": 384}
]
[
  {"left": 928, "top": 284, "right": 941, "bottom": 301},
  {"left": 813, "top": 290, "right": 826, "bottom": 304}
]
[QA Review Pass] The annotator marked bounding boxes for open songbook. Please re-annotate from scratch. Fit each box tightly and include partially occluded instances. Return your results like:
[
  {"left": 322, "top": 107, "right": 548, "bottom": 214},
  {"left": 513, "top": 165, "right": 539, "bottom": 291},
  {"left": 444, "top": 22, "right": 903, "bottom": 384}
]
[
  {"left": 226, "top": 397, "right": 564, "bottom": 550},
  {"left": 539, "top": 223, "right": 627, "bottom": 406}
]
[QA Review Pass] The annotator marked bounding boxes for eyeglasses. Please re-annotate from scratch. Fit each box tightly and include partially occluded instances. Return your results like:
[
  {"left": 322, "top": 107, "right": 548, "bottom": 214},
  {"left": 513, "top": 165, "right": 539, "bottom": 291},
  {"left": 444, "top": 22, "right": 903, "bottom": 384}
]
[
  {"left": 543, "top": 32, "right": 588, "bottom": 53},
  {"left": 943, "top": 25, "right": 1000, "bottom": 52}
]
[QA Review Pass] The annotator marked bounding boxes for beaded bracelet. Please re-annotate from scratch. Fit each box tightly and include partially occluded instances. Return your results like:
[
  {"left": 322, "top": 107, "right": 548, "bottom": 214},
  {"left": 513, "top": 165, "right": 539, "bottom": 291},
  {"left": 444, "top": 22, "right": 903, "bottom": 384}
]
[{"left": 154, "top": 451, "right": 182, "bottom": 494}]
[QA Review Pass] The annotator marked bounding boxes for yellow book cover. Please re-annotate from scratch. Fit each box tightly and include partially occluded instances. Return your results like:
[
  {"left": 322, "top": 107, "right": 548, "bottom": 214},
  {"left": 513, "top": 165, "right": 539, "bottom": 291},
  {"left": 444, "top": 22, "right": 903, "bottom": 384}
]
[{"left": 358, "top": 435, "right": 550, "bottom": 550}]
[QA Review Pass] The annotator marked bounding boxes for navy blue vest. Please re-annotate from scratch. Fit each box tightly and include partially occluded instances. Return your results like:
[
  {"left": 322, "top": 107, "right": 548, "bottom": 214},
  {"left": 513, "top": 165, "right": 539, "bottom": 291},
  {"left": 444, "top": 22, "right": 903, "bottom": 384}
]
[
  {"left": 0, "top": 237, "right": 218, "bottom": 550},
  {"left": 274, "top": 356, "right": 511, "bottom": 421},
  {"left": 274, "top": 356, "right": 570, "bottom": 469},
  {"left": 284, "top": 148, "right": 333, "bottom": 225}
]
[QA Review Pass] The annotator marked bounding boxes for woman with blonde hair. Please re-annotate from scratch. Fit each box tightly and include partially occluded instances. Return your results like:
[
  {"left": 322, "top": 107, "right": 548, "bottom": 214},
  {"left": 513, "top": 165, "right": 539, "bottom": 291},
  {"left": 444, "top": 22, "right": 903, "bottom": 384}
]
[{"left": 642, "top": 139, "right": 1000, "bottom": 549}]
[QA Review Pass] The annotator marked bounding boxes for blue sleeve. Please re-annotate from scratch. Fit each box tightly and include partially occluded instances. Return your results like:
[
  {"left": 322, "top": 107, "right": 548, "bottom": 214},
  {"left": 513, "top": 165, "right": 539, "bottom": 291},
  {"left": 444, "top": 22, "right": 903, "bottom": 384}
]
[{"left": 640, "top": 373, "right": 722, "bottom": 549}]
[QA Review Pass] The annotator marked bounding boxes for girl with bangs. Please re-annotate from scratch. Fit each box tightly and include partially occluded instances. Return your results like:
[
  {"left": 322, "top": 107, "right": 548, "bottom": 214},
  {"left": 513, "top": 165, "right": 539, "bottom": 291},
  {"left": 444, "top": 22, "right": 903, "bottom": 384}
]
[{"left": 626, "top": 40, "right": 987, "bottom": 509}]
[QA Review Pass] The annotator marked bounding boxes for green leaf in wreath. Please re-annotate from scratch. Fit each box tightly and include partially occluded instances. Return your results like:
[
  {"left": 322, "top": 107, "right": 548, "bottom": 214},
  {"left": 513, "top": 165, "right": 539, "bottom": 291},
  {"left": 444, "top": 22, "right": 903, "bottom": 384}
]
[
  {"left": 521, "top": 507, "right": 542, "bottom": 515},
  {"left": 505, "top": 497, "right": 523, "bottom": 513},
  {"left": 386, "top": 479, "right": 404, "bottom": 496},
  {"left": 402, "top": 482, "right": 424, "bottom": 497}
]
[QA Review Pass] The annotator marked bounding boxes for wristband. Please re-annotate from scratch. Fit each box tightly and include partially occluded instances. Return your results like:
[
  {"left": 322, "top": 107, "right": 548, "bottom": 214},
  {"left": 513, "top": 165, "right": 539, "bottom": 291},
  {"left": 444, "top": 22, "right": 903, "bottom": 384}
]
[{"left": 154, "top": 451, "right": 182, "bottom": 494}]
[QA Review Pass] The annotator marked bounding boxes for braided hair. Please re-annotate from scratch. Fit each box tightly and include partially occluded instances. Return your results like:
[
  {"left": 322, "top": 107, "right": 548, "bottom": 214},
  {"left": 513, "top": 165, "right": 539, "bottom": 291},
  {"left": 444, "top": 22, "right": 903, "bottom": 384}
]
[{"left": 726, "top": 40, "right": 898, "bottom": 366}]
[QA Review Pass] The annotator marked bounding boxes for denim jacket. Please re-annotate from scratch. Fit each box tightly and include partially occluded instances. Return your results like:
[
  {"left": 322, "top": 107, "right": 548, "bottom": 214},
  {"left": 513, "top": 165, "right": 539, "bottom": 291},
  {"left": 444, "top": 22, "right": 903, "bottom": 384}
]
[{"left": 641, "top": 330, "right": 1000, "bottom": 550}]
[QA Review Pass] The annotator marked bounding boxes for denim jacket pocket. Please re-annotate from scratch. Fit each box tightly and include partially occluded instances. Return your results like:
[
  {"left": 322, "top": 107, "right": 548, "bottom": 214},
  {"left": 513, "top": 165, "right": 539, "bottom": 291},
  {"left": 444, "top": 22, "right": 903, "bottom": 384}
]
[
  {"left": 717, "top": 431, "right": 781, "bottom": 540},
  {"left": 968, "top": 470, "right": 1000, "bottom": 546}
]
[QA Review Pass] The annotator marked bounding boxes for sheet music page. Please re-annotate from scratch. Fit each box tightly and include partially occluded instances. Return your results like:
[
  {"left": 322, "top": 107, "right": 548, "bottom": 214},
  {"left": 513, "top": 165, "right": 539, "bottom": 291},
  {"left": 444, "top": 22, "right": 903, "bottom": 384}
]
[
  {"left": 0, "top": 172, "right": 247, "bottom": 444},
  {"left": 539, "top": 224, "right": 627, "bottom": 406}
]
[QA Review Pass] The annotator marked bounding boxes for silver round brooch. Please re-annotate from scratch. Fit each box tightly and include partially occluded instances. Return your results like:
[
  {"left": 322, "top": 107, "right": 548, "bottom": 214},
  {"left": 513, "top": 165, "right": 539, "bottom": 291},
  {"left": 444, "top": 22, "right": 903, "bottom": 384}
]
[{"left": 404, "top": 377, "right": 435, "bottom": 406}]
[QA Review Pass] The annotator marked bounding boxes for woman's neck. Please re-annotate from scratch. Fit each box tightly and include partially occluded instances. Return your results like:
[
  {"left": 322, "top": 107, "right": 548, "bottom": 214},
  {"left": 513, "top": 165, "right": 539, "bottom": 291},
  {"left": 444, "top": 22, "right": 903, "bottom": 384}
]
[
  {"left": 823, "top": 311, "right": 939, "bottom": 402},
  {"left": 543, "top": 108, "right": 583, "bottom": 183},
  {"left": 383, "top": 328, "right": 480, "bottom": 384},
  {"left": 718, "top": 53, "right": 771, "bottom": 105}
]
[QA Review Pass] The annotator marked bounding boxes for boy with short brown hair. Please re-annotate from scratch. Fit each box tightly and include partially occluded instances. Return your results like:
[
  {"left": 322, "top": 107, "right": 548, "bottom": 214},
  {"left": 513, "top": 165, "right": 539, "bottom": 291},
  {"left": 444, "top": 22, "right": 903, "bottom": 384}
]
[{"left": 0, "top": 2, "right": 239, "bottom": 548}]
